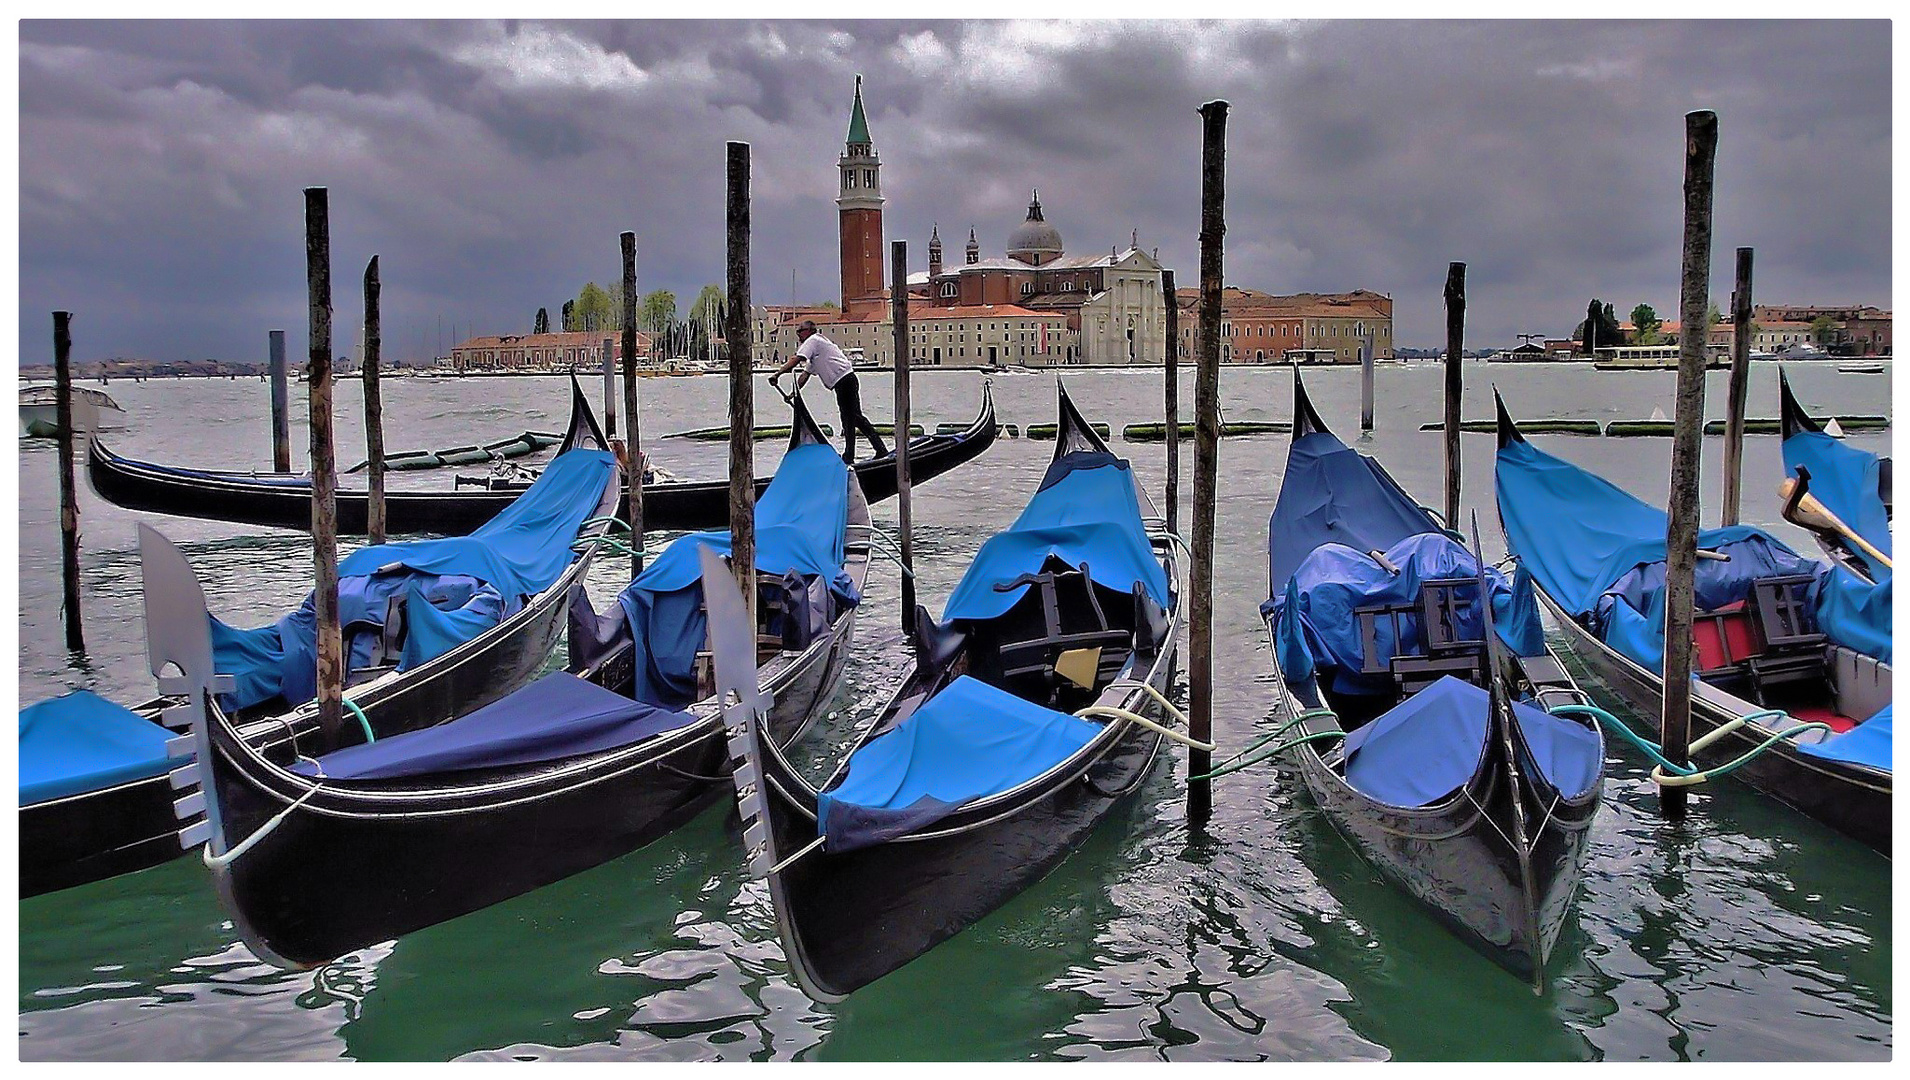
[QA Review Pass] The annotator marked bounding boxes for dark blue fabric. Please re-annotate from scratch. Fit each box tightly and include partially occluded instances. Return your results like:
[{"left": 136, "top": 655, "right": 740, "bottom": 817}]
[
  {"left": 616, "top": 443, "right": 857, "bottom": 710},
  {"left": 1341, "top": 676, "right": 1602, "bottom": 806},
  {"left": 1593, "top": 533, "right": 1826, "bottom": 672},
  {"left": 942, "top": 453, "right": 1169, "bottom": 621},
  {"left": 1267, "top": 431, "right": 1438, "bottom": 594},
  {"left": 1813, "top": 570, "right": 1892, "bottom": 665},
  {"left": 1784, "top": 430, "right": 1891, "bottom": 581},
  {"left": 19, "top": 691, "right": 183, "bottom": 806},
  {"left": 1263, "top": 532, "right": 1543, "bottom": 697},
  {"left": 294, "top": 671, "right": 696, "bottom": 780},
  {"left": 817, "top": 675, "right": 1103, "bottom": 851},
  {"left": 1797, "top": 704, "right": 1892, "bottom": 772},
  {"left": 210, "top": 449, "right": 613, "bottom": 711}
]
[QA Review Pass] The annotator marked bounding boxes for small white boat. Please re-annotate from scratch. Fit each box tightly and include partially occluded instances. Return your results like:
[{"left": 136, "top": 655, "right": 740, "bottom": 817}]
[{"left": 20, "top": 385, "right": 125, "bottom": 438}]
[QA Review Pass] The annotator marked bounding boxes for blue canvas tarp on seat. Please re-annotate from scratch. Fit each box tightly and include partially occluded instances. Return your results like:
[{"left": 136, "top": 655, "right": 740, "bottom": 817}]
[
  {"left": 294, "top": 671, "right": 696, "bottom": 781},
  {"left": 1267, "top": 430, "right": 1441, "bottom": 592},
  {"left": 817, "top": 675, "right": 1103, "bottom": 851},
  {"left": 942, "top": 451, "right": 1168, "bottom": 621},
  {"left": 615, "top": 443, "right": 857, "bottom": 710},
  {"left": 19, "top": 691, "right": 184, "bottom": 806},
  {"left": 1797, "top": 704, "right": 1892, "bottom": 773},
  {"left": 1784, "top": 429, "right": 1891, "bottom": 582},
  {"left": 211, "top": 448, "right": 614, "bottom": 711},
  {"left": 1341, "top": 675, "right": 1602, "bottom": 807}
]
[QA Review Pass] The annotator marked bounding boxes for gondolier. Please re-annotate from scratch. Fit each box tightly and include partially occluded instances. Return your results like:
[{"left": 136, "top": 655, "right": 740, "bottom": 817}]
[{"left": 771, "top": 321, "right": 889, "bottom": 462}]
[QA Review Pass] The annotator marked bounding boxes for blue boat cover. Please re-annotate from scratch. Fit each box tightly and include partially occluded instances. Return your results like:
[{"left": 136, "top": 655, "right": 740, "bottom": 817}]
[
  {"left": 1267, "top": 431, "right": 1439, "bottom": 593},
  {"left": 615, "top": 443, "right": 858, "bottom": 709},
  {"left": 1263, "top": 532, "right": 1544, "bottom": 697},
  {"left": 1797, "top": 704, "right": 1892, "bottom": 772},
  {"left": 1784, "top": 429, "right": 1891, "bottom": 582},
  {"left": 1341, "top": 676, "right": 1602, "bottom": 807},
  {"left": 19, "top": 691, "right": 183, "bottom": 806},
  {"left": 211, "top": 449, "right": 614, "bottom": 711},
  {"left": 1497, "top": 436, "right": 1891, "bottom": 667},
  {"left": 817, "top": 675, "right": 1103, "bottom": 851},
  {"left": 293, "top": 671, "right": 696, "bottom": 780},
  {"left": 942, "top": 451, "right": 1169, "bottom": 621}
]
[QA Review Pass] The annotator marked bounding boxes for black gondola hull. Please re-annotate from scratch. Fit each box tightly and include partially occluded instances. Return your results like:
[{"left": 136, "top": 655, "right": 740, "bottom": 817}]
[{"left": 20, "top": 769, "right": 185, "bottom": 898}]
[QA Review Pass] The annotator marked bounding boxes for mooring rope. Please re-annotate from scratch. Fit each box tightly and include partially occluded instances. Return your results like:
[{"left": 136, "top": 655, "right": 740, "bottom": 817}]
[
  {"left": 202, "top": 759, "right": 327, "bottom": 870},
  {"left": 1550, "top": 703, "right": 1833, "bottom": 788},
  {"left": 1185, "top": 707, "right": 1344, "bottom": 781}
]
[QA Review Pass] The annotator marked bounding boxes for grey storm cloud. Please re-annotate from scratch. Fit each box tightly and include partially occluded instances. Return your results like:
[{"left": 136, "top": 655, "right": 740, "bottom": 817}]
[{"left": 18, "top": 19, "right": 1891, "bottom": 364}]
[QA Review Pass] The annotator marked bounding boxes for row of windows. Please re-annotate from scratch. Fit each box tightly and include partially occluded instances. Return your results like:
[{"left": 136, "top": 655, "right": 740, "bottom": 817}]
[{"left": 843, "top": 167, "right": 878, "bottom": 190}]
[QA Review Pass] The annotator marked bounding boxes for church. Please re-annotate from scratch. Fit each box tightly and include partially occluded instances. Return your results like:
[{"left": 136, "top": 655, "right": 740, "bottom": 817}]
[{"left": 754, "top": 78, "right": 1169, "bottom": 369}]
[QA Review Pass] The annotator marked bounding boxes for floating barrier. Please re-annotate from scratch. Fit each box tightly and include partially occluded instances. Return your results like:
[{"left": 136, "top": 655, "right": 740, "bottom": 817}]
[
  {"left": 1602, "top": 416, "right": 1891, "bottom": 437},
  {"left": 1024, "top": 422, "right": 1112, "bottom": 440},
  {"left": 1419, "top": 419, "right": 1600, "bottom": 435},
  {"left": 1122, "top": 420, "right": 1290, "bottom": 442}
]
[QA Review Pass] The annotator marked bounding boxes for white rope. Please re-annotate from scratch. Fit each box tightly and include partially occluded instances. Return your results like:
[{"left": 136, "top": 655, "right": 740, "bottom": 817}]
[
  {"left": 203, "top": 763, "right": 325, "bottom": 870},
  {"left": 767, "top": 835, "right": 827, "bottom": 875},
  {"left": 1079, "top": 681, "right": 1216, "bottom": 752}
]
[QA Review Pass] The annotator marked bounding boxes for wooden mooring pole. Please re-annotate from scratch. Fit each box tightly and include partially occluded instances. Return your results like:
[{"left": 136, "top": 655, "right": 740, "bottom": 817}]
[
  {"left": 363, "top": 255, "right": 388, "bottom": 545},
  {"left": 269, "top": 329, "right": 291, "bottom": 472},
  {"left": 725, "top": 142, "right": 756, "bottom": 625},
  {"left": 1661, "top": 110, "right": 1719, "bottom": 821},
  {"left": 54, "top": 311, "right": 84, "bottom": 653},
  {"left": 1190, "top": 99, "right": 1229, "bottom": 825},
  {"left": 1443, "top": 262, "right": 1466, "bottom": 528},
  {"left": 891, "top": 240, "right": 917, "bottom": 634},
  {"left": 1721, "top": 247, "right": 1754, "bottom": 526},
  {"left": 602, "top": 336, "right": 617, "bottom": 438},
  {"left": 1162, "top": 268, "right": 1180, "bottom": 535},
  {"left": 1360, "top": 336, "right": 1376, "bottom": 432},
  {"left": 305, "top": 187, "right": 344, "bottom": 737},
  {"left": 622, "top": 233, "right": 645, "bottom": 576}
]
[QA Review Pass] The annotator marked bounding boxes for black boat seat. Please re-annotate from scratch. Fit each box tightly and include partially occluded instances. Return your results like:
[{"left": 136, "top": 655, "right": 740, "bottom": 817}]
[
  {"left": 1354, "top": 578, "right": 1486, "bottom": 695},
  {"left": 1744, "top": 574, "right": 1828, "bottom": 701},
  {"left": 990, "top": 562, "right": 1131, "bottom": 708}
]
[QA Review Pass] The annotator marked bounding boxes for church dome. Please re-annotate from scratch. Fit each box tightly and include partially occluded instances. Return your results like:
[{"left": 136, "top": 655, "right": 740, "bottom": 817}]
[{"left": 1006, "top": 191, "right": 1064, "bottom": 264}]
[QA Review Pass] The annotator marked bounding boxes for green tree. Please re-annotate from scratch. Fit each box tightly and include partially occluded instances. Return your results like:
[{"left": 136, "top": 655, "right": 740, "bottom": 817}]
[
  {"left": 688, "top": 285, "right": 727, "bottom": 359},
  {"left": 561, "top": 300, "right": 576, "bottom": 333},
  {"left": 1810, "top": 315, "right": 1837, "bottom": 345},
  {"left": 534, "top": 307, "right": 549, "bottom": 335},
  {"left": 1575, "top": 299, "right": 1623, "bottom": 354},
  {"left": 573, "top": 282, "right": 615, "bottom": 333},
  {"left": 639, "top": 290, "right": 677, "bottom": 334},
  {"left": 1629, "top": 303, "right": 1663, "bottom": 345},
  {"left": 1706, "top": 302, "right": 1722, "bottom": 328}
]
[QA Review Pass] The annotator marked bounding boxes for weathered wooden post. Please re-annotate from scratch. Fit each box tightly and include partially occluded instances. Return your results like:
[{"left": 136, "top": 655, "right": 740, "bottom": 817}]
[
  {"left": 891, "top": 240, "right": 917, "bottom": 634},
  {"left": 362, "top": 255, "right": 388, "bottom": 545},
  {"left": 269, "top": 329, "right": 291, "bottom": 472},
  {"left": 725, "top": 142, "right": 756, "bottom": 625},
  {"left": 54, "top": 311, "right": 84, "bottom": 653},
  {"left": 621, "top": 233, "right": 644, "bottom": 576},
  {"left": 1444, "top": 262, "right": 1467, "bottom": 527},
  {"left": 1162, "top": 268, "right": 1180, "bottom": 535},
  {"left": 1360, "top": 335, "right": 1376, "bottom": 432},
  {"left": 1721, "top": 247, "right": 1755, "bottom": 526},
  {"left": 305, "top": 187, "right": 344, "bottom": 737},
  {"left": 602, "top": 336, "right": 617, "bottom": 438},
  {"left": 1661, "top": 109, "right": 1718, "bottom": 821},
  {"left": 1191, "top": 99, "right": 1229, "bottom": 824}
]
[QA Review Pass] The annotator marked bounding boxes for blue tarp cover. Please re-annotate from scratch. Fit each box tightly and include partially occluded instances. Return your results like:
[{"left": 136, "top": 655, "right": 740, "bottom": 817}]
[
  {"left": 1263, "top": 532, "right": 1544, "bottom": 696},
  {"left": 211, "top": 448, "right": 614, "bottom": 711},
  {"left": 295, "top": 671, "right": 696, "bottom": 780},
  {"left": 817, "top": 675, "right": 1103, "bottom": 851},
  {"left": 1497, "top": 436, "right": 1891, "bottom": 666},
  {"left": 1784, "top": 429, "right": 1891, "bottom": 582},
  {"left": 1267, "top": 431, "right": 1439, "bottom": 593},
  {"left": 1595, "top": 533, "right": 1824, "bottom": 671},
  {"left": 1797, "top": 704, "right": 1892, "bottom": 773},
  {"left": 616, "top": 443, "right": 857, "bottom": 709},
  {"left": 1341, "top": 676, "right": 1602, "bottom": 807},
  {"left": 942, "top": 451, "right": 1169, "bottom": 621},
  {"left": 19, "top": 691, "right": 183, "bottom": 806}
]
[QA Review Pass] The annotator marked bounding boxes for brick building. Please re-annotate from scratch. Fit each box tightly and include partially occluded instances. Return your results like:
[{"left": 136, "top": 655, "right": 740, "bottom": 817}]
[
  {"left": 1174, "top": 288, "right": 1394, "bottom": 364},
  {"left": 449, "top": 330, "right": 651, "bottom": 372}
]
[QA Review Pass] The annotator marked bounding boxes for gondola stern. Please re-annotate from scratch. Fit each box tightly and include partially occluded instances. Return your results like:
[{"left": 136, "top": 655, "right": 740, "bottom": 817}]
[
  {"left": 1494, "top": 388, "right": 1525, "bottom": 449},
  {"left": 787, "top": 391, "right": 831, "bottom": 450},
  {"left": 1292, "top": 369, "right": 1331, "bottom": 441},
  {"left": 1778, "top": 367, "right": 1821, "bottom": 440},
  {"left": 559, "top": 373, "right": 611, "bottom": 454},
  {"left": 1054, "top": 378, "right": 1114, "bottom": 459}
]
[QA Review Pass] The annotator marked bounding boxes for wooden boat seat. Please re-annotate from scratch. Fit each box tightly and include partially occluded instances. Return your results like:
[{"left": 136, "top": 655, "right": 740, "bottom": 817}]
[
  {"left": 988, "top": 562, "right": 1132, "bottom": 710},
  {"left": 1354, "top": 578, "right": 1486, "bottom": 695},
  {"left": 1693, "top": 575, "right": 1826, "bottom": 705}
]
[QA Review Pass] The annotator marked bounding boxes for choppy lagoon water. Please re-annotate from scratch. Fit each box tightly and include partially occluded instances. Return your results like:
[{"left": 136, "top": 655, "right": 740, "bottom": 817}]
[{"left": 16, "top": 361, "right": 1892, "bottom": 1060}]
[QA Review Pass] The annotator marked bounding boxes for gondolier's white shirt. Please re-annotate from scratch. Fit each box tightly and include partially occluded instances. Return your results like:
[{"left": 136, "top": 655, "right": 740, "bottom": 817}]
[{"left": 795, "top": 333, "right": 854, "bottom": 390}]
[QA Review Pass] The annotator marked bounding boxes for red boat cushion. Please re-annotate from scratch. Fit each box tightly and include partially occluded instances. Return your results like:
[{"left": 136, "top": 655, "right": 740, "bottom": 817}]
[
  {"left": 1789, "top": 706, "right": 1857, "bottom": 733},
  {"left": 1692, "top": 602, "right": 1761, "bottom": 672}
]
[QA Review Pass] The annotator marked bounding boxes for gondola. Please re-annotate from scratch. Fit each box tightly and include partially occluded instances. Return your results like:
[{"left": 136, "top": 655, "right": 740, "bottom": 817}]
[
  {"left": 1260, "top": 374, "right": 1604, "bottom": 994},
  {"left": 154, "top": 396, "right": 868, "bottom": 969},
  {"left": 724, "top": 383, "right": 1183, "bottom": 1002},
  {"left": 20, "top": 383, "right": 620, "bottom": 899},
  {"left": 1778, "top": 370, "right": 1893, "bottom": 584},
  {"left": 87, "top": 384, "right": 998, "bottom": 536},
  {"left": 1496, "top": 391, "right": 1892, "bottom": 853}
]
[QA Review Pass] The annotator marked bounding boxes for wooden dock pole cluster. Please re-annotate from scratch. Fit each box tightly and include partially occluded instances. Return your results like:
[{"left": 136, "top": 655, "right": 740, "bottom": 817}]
[
  {"left": 1720, "top": 247, "right": 1755, "bottom": 526},
  {"left": 363, "top": 255, "right": 388, "bottom": 545},
  {"left": 891, "top": 240, "right": 917, "bottom": 632},
  {"left": 1659, "top": 110, "right": 1719, "bottom": 820},
  {"left": 268, "top": 329, "right": 291, "bottom": 472},
  {"left": 1443, "top": 263, "right": 1466, "bottom": 527},
  {"left": 1162, "top": 268, "right": 1180, "bottom": 535},
  {"left": 1190, "top": 99, "right": 1229, "bottom": 824},
  {"left": 622, "top": 232, "right": 645, "bottom": 576},
  {"left": 54, "top": 311, "right": 84, "bottom": 654},
  {"left": 725, "top": 142, "right": 756, "bottom": 625},
  {"left": 305, "top": 187, "right": 344, "bottom": 738}
]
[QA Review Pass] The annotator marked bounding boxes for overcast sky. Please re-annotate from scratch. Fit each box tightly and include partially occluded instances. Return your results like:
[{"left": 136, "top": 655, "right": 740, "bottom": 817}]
[{"left": 17, "top": 19, "right": 1892, "bottom": 362}]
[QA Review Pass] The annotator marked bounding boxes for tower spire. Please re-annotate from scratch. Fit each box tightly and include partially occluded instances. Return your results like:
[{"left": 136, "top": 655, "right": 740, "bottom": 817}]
[
  {"left": 836, "top": 75, "right": 884, "bottom": 308},
  {"left": 847, "top": 74, "right": 871, "bottom": 146}
]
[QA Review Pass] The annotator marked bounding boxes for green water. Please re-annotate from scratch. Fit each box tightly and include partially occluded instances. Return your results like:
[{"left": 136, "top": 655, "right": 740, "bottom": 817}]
[{"left": 16, "top": 362, "right": 1892, "bottom": 1060}]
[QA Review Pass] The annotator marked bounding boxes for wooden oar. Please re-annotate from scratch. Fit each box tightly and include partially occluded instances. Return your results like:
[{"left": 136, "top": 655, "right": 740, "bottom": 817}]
[{"left": 1779, "top": 466, "right": 1892, "bottom": 570}]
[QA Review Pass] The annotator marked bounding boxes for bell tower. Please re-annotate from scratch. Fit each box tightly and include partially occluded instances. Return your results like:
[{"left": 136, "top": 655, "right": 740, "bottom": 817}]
[{"left": 837, "top": 75, "right": 884, "bottom": 309}]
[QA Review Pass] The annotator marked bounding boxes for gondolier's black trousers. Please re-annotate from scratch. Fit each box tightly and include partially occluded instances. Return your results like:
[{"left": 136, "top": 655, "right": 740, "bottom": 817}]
[{"left": 832, "top": 373, "right": 889, "bottom": 462}]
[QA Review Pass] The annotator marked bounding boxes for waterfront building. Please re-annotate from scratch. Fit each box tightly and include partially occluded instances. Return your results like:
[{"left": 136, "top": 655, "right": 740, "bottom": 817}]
[
  {"left": 449, "top": 330, "right": 650, "bottom": 372},
  {"left": 1174, "top": 288, "right": 1394, "bottom": 364}
]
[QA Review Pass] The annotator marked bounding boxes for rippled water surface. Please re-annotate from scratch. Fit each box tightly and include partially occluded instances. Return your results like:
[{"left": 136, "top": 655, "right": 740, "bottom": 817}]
[{"left": 16, "top": 362, "right": 1892, "bottom": 1060}]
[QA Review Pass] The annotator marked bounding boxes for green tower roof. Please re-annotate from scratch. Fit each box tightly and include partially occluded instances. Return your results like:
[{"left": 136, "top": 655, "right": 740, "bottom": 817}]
[{"left": 847, "top": 75, "right": 871, "bottom": 145}]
